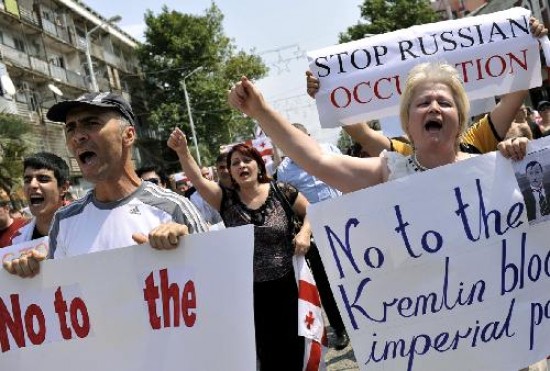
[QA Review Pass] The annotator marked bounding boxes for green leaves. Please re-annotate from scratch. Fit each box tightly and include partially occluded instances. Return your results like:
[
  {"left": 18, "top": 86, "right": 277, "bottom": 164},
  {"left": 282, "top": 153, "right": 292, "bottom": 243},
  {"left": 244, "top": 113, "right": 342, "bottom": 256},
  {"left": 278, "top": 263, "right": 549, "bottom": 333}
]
[
  {"left": 339, "top": 0, "right": 438, "bottom": 43},
  {"left": 136, "top": 4, "right": 267, "bottom": 169},
  {"left": 0, "top": 113, "right": 31, "bottom": 195}
]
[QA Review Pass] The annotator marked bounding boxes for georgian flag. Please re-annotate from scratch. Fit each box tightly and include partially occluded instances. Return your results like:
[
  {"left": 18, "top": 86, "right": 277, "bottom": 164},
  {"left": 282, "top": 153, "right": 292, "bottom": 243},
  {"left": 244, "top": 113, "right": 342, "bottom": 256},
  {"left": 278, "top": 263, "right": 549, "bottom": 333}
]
[
  {"left": 220, "top": 135, "right": 274, "bottom": 164},
  {"left": 294, "top": 255, "right": 327, "bottom": 371},
  {"left": 246, "top": 136, "right": 273, "bottom": 157},
  {"left": 254, "top": 123, "right": 265, "bottom": 139}
]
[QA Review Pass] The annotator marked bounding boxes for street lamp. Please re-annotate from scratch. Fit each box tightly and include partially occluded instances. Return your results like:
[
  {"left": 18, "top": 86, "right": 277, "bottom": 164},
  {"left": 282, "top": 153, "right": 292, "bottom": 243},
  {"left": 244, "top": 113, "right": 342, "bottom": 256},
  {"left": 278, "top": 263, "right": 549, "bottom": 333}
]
[
  {"left": 85, "top": 15, "right": 122, "bottom": 92},
  {"left": 181, "top": 66, "right": 204, "bottom": 165}
]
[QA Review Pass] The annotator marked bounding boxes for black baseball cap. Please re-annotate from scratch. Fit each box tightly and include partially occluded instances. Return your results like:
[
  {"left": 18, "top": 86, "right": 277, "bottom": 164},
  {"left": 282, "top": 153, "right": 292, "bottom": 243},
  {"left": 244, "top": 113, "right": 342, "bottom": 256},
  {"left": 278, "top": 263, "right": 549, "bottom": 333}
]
[{"left": 46, "top": 92, "right": 136, "bottom": 125}]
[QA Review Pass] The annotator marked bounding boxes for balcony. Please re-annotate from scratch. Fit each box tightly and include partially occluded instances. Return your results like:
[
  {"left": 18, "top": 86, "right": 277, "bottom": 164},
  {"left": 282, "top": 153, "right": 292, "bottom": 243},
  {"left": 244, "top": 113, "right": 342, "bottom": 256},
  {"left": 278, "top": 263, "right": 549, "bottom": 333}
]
[
  {"left": 49, "top": 64, "right": 67, "bottom": 83},
  {"left": 56, "top": 28, "right": 70, "bottom": 44},
  {"left": 14, "top": 102, "right": 36, "bottom": 123},
  {"left": 75, "top": 35, "right": 87, "bottom": 51},
  {"left": 65, "top": 69, "right": 87, "bottom": 90},
  {"left": 104, "top": 51, "right": 121, "bottom": 67},
  {"left": 97, "top": 77, "right": 110, "bottom": 92},
  {"left": 0, "top": 44, "right": 30, "bottom": 69},
  {"left": 19, "top": 6, "right": 39, "bottom": 26},
  {"left": 91, "top": 43, "right": 104, "bottom": 60},
  {"left": 30, "top": 56, "right": 49, "bottom": 76},
  {"left": 41, "top": 19, "right": 70, "bottom": 44},
  {"left": 42, "top": 19, "right": 57, "bottom": 36}
]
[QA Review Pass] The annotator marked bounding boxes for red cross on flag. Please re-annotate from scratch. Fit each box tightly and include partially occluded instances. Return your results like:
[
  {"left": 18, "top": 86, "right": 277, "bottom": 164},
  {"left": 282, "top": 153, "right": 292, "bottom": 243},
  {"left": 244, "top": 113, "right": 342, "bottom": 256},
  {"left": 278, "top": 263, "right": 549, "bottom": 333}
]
[
  {"left": 294, "top": 255, "right": 327, "bottom": 371},
  {"left": 245, "top": 135, "right": 273, "bottom": 158}
]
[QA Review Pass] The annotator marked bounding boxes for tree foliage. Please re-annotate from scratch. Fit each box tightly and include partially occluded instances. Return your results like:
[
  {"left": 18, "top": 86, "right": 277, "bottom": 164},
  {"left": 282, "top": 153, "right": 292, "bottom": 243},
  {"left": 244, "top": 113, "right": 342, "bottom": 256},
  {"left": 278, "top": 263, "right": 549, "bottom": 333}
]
[
  {"left": 136, "top": 3, "right": 268, "bottom": 170},
  {"left": 337, "top": 130, "right": 352, "bottom": 154},
  {"left": 0, "top": 113, "right": 31, "bottom": 199},
  {"left": 339, "top": 0, "right": 438, "bottom": 42}
]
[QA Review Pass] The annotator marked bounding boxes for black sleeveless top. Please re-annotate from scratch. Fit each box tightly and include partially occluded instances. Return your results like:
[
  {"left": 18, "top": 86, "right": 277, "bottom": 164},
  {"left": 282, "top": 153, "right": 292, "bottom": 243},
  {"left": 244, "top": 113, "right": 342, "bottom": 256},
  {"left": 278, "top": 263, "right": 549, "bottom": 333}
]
[{"left": 220, "top": 182, "right": 298, "bottom": 282}]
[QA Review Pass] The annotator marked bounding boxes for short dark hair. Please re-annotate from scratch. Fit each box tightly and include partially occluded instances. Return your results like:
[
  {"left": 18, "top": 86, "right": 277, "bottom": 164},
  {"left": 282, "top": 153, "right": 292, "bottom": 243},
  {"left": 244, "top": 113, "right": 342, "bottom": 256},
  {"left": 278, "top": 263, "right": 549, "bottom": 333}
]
[
  {"left": 23, "top": 152, "right": 70, "bottom": 185},
  {"left": 136, "top": 164, "right": 168, "bottom": 185},
  {"left": 216, "top": 152, "right": 228, "bottom": 165},
  {"left": 526, "top": 160, "right": 543, "bottom": 173},
  {"left": 227, "top": 144, "right": 271, "bottom": 189}
]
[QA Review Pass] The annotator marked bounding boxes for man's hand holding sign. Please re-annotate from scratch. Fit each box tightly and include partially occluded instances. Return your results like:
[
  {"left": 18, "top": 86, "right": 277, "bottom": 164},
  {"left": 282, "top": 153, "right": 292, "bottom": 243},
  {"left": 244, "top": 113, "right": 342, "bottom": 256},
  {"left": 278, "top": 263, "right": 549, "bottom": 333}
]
[{"left": 2, "top": 237, "right": 49, "bottom": 278}]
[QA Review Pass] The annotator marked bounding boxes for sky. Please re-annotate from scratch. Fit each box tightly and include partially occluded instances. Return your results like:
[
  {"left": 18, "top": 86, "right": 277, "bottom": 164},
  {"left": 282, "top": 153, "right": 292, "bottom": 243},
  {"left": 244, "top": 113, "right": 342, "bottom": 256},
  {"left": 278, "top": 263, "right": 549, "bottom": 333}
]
[{"left": 82, "top": 0, "right": 365, "bottom": 144}]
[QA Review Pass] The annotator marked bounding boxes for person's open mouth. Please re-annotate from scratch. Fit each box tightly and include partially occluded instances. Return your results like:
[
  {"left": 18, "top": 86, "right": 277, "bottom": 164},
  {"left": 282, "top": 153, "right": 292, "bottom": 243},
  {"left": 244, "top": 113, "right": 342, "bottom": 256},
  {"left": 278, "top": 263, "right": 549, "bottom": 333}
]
[
  {"left": 424, "top": 119, "right": 443, "bottom": 132},
  {"left": 78, "top": 150, "right": 98, "bottom": 165},
  {"left": 29, "top": 194, "right": 44, "bottom": 206}
]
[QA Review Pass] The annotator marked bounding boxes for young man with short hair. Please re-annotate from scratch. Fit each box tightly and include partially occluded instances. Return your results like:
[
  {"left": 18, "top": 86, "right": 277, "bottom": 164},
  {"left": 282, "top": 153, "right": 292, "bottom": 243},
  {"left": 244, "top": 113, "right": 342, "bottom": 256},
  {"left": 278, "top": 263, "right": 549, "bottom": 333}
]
[
  {"left": 11, "top": 152, "right": 70, "bottom": 244},
  {"left": 136, "top": 165, "right": 168, "bottom": 188}
]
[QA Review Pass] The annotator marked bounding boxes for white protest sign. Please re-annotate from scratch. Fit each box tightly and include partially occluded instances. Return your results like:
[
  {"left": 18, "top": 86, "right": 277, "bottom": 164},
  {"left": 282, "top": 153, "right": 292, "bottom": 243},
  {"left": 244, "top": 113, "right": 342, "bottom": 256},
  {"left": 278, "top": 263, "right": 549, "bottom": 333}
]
[
  {"left": 308, "top": 138, "right": 550, "bottom": 370},
  {"left": 0, "top": 226, "right": 256, "bottom": 371},
  {"left": 308, "top": 7, "right": 543, "bottom": 128}
]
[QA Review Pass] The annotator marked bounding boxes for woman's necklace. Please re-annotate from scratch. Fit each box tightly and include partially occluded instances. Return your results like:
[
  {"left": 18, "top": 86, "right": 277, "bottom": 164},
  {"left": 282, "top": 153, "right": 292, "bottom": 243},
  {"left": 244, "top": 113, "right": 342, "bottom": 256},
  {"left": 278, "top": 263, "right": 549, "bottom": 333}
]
[{"left": 408, "top": 152, "right": 428, "bottom": 172}]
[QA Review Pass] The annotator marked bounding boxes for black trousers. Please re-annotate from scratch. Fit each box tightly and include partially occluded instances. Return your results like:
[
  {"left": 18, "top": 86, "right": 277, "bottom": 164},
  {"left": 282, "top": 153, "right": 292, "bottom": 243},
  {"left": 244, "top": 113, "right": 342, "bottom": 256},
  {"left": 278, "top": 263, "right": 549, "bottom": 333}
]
[
  {"left": 254, "top": 270, "right": 305, "bottom": 371},
  {"left": 306, "top": 242, "right": 346, "bottom": 334}
]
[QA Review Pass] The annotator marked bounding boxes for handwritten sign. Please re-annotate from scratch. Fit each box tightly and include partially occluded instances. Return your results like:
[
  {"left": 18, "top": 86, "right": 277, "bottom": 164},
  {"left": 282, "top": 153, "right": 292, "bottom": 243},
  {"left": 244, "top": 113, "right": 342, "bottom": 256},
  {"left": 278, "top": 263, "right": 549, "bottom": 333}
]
[
  {"left": 308, "top": 138, "right": 550, "bottom": 370},
  {"left": 0, "top": 226, "right": 255, "bottom": 371},
  {"left": 308, "top": 7, "right": 546, "bottom": 128}
]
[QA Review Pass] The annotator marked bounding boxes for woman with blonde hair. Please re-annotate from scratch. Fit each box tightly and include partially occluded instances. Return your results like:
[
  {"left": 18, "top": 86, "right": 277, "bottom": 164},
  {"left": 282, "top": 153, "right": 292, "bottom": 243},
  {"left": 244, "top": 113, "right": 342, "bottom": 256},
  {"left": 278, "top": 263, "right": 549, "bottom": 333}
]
[{"left": 228, "top": 62, "right": 498, "bottom": 192}]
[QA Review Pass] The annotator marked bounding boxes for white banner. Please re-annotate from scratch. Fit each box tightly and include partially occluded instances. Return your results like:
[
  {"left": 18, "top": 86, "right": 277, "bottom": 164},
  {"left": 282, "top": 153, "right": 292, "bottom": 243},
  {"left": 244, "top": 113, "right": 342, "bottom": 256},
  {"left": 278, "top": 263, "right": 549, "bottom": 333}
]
[
  {"left": 308, "top": 7, "right": 544, "bottom": 128},
  {"left": 308, "top": 138, "right": 550, "bottom": 370},
  {"left": 0, "top": 226, "right": 256, "bottom": 371}
]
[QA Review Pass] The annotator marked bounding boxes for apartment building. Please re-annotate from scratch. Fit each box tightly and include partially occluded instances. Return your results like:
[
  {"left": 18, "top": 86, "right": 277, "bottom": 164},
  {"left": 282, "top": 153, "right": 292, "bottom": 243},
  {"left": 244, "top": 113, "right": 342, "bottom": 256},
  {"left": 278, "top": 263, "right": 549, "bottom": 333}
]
[
  {"left": 432, "top": 0, "right": 488, "bottom": 19},
  {"left": 432, "top": 0, "right": 549, "bottom": 22},
  {"left": 0, "top": 0, "right": 142, "bottom": 189}
]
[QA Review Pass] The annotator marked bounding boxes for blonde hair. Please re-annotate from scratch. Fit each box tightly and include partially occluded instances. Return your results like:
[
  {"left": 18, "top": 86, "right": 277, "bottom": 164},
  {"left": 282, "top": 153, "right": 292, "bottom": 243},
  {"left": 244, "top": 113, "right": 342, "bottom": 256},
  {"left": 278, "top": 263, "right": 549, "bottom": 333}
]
[{"left": 399, "top": 62, "right": 470, "bottom": 147}]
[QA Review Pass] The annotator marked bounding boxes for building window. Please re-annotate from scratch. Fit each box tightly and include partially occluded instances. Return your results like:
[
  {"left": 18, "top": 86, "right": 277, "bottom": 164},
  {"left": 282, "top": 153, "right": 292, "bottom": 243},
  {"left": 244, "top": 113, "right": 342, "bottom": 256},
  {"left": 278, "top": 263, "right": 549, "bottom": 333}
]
[
  {"left": 75, "top": 27, "right": 85, "bottom": 38},
  {"left": 41, "top": 9, "right": 54, "bottom": 22},
  {"left": 13, "top": 38, "right": 25, "bottom": 52},
  {"left": 49, "top": 55, "right": 65, "bottom": 68}
]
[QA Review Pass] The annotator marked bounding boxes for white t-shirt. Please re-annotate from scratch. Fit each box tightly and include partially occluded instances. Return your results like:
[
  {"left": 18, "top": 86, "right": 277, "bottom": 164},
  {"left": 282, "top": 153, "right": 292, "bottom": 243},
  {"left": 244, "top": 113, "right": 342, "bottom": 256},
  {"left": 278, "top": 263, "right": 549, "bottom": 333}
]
[
  {"left": 50, "top": 182, "right": 207, "bottom": 259},
  {"left": 190, "top": 191, "right": 224, "bottom": 227}
]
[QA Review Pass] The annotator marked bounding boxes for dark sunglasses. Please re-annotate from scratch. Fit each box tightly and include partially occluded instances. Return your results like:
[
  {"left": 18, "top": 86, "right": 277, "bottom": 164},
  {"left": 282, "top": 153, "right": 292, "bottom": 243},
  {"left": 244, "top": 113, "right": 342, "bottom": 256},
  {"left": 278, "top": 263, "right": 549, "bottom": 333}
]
[{"left": 143, "top": 178, "right": 160, "bottom": 185}]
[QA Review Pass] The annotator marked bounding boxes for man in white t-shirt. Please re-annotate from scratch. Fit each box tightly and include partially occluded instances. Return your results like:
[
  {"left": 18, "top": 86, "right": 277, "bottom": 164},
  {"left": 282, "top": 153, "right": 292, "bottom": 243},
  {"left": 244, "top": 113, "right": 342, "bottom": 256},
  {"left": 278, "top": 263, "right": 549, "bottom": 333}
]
[{"left": 4, "top": 92, "right": 207, "bottom": 277}]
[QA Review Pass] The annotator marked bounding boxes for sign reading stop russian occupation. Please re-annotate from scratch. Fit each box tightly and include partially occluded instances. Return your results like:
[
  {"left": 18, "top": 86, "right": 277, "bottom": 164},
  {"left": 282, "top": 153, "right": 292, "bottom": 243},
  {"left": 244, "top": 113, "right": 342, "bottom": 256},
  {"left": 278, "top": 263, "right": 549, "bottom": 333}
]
[
  {"left": 308, "top": 138, "right": 550, "bottom": 370},
  {"left": 0, "top": 226, "right": 256, "bottom": 371},
  {"left": 308, "top": 7, "right": 548, "bottom": 128}
]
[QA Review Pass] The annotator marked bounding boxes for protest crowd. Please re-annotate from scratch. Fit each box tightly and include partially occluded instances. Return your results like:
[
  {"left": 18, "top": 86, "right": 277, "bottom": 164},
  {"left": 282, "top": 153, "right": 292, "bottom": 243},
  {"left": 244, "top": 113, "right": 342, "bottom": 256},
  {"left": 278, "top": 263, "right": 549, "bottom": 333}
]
[{"left": 2, "top": 7, "right": 550, "bottom": 371}]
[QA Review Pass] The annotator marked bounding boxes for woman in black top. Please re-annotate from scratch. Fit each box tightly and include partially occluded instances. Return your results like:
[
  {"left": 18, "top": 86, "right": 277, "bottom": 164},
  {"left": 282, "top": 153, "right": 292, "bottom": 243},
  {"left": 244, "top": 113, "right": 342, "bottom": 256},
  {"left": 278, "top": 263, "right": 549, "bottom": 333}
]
[{"left": 168, "top": 128, "right": 311, "bottom": 371}]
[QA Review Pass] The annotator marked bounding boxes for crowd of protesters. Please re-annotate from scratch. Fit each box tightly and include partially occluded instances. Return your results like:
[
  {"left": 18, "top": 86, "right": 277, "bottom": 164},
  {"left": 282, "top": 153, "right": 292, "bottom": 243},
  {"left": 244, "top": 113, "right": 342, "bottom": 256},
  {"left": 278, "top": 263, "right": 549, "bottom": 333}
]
[{"left": 1, "top": 14, "right": 550, "bottom": 371}]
